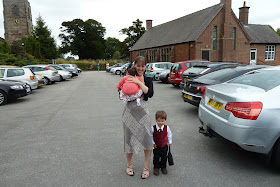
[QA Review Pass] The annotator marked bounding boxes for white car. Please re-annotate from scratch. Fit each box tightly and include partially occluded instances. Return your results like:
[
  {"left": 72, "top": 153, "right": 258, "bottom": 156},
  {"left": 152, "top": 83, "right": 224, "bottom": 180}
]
[
  {"left": 111, "top": 63, "right": 129, "bottom": 75},
  {"left": 49, "top": 65, "right": 72, "bottom": 80},
  {"left": 23, "top": 65, "right": 60, "bottom": 85},
  {"left": 0, "top": 67, "right": 38, "bottom": 90}
]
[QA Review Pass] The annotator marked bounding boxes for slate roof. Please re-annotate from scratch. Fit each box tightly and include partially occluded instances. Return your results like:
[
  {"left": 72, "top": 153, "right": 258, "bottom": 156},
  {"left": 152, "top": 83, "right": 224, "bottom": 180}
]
[
  {"left": 130, "top": 3, "right": 223, "bottom": 51},
  {"left": 243, "top": 24, "right": 280, "bottom": 44}
]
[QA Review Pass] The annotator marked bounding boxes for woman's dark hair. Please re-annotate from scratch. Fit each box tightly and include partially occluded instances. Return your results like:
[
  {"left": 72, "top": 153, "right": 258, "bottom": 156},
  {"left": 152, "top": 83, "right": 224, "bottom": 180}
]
[
  {"left": 127, "top": 67, "right": 137, "bottom": 76},
  {"left": 134, "top": 56, "right": 146, "bottom": 65}
]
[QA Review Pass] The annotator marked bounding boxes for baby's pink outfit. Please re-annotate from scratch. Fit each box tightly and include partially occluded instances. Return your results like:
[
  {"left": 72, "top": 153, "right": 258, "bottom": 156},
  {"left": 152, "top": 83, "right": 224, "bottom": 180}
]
[{"left": 116, "top": 75, "right": 143, "bottom": 105}]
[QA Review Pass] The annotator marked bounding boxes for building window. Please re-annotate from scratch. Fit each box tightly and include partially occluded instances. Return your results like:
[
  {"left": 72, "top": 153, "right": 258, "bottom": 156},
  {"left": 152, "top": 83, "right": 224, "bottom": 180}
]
[
  {"left": 265, "top": 45, "right": 275, "bottom": 61},
  {"left": 213, "top": 26, "right": 217, "bottom": 50},
  {"left": 149, "top": 49, "right": 157, "bottom": 62},
  {"left": 12, "top": 5, "right": 20, "bottom": 17},
  {"left": 232, "top": 27, "right": 236, "bottom": 50},
  {"left": 139, "top": 50, "right": 146, "bottom": 57},
  {"left": 161, "top": 47, "right": 172, "bottom": 61}
]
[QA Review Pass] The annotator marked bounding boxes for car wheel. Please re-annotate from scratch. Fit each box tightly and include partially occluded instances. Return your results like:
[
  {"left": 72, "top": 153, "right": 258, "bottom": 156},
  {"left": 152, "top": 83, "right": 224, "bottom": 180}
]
[
  {"left": 0, "top": 90, "right": 8, "bottom": 106},
  {"left": 44, "top": 77, "right": 51, "bottom": 85},
  {"left": 272, "top": 139, "right": 280, "bottom": 168},
  {"left": 59, "top": 75, "right": 63, "bottom": 81},
  {"left": 115, "top": 70, "right": 120, "bottom": 75},
  {"left": 165, "top": 74, "right": 170, "bottom": 84}
]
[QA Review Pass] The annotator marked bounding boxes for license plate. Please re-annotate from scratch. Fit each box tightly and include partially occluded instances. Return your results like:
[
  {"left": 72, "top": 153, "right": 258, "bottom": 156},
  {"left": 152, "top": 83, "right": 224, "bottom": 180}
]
[
  {"left": 184, "top": 94, "right": 193, "bottom": 100},
  {"left": 146, "top": 70, "right": 150, "bottom": 72},
  {"left": 207, "top": 98, "right": 223, "bottom": 111},
  {"left": 184, "top": 78, "right": 189, "bottom": 82},
  {"left": 170, "top": 74, "right": 175, "bottom": 77}
]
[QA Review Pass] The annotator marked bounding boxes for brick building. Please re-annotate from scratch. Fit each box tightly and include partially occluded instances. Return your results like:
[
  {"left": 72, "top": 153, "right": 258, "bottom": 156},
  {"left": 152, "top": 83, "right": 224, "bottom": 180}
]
[
  {"left": 130, "top": 0, "right": 280, "bottom": 65},
  {"left": 3, "top": 0, "right": 33, "bottom": 45}
]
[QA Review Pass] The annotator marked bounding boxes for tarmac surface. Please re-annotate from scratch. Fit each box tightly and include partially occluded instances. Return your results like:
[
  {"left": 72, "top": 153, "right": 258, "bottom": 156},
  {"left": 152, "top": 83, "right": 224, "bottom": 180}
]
[{"left": 0, "top": 71, "right": 279, "bottom": 186}]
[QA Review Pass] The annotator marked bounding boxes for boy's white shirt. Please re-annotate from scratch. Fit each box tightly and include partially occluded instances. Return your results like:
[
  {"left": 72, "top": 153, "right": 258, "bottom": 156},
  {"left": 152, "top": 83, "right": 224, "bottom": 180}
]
[{"left": 151, "top": 123, "right": 172, "bottom": 145}]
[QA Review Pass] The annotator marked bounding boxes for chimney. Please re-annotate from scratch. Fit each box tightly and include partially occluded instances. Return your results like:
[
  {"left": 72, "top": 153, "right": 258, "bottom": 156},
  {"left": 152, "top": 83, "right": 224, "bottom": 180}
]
[
  {"left": 239, "top": 1, "right": 250, "bottom": 25},
  {"left": 146, "top": 20, "right": 152, "bottom": 30}
]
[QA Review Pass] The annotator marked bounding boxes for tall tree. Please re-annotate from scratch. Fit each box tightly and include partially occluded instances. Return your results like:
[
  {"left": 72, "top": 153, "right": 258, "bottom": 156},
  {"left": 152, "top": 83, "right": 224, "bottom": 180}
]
[
  {"left": 120, "top": 19, "right": 146, "bottom": 58},
  {"left": 277, "top": 28, "right": 280, "bottom": 36},
  {"left": 21, "top": 35, "right": 41, "bottom": 58},
  {"left": 104, "top": 37, "right": 120, "bottom": 59},
  {"left": 33, "top": 16, "right": 58, "bottom": 59},
  {"left": 59, "top": 19, "right": 106, "bottom": 59},
  {"left": 0, "top": 41, "right": 11, "bottom": 54}
]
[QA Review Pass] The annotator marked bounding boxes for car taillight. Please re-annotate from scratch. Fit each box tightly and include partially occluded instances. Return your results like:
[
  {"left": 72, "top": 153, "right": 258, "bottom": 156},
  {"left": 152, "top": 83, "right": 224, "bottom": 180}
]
[
  {"left": 202, "top": 92, "right": 206, "bottom": 99},
  {"left": 30, "top": 76, "right": 34, "bottom": 80},
  {"left": 150, "top": 68, "right": 154, "bottom": 72},
  {"left": 225, "top": 102, "right": 263, "bottom": 120},
  {"left": 45, "top": 67, "right": 51, "bottom": 70},
  {"left": 195, "top": 85, "right": 209, "bottom": 93},
  {"left": 72, "top": 65, "right": 75, "bottom": 67}
]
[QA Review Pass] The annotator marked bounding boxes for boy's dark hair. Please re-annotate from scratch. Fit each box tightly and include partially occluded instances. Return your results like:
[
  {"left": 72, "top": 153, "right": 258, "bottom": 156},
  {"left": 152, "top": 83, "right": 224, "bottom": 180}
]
[
  {"left": 155, "top": 110, "right": 167, "bottom": 120},
  {"left": 127, "top": 67, "right": 137, "bottom": 76}
]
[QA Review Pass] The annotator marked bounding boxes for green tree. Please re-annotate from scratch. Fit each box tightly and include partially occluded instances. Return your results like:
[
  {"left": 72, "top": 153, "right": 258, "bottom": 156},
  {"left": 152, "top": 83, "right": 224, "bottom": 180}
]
[
  {"left": 276, "top": 28, "right": 280, "bottom": 36},
  {"left": 113, "top": 51, "right": 121, "bottom": 59},
  {"left": 0, "top": 41, "right": 11, "bottom": 54},
  {"left": 59, "top": 19, "right": 106, "bottom": 59},
  {"left": 33, "top": 15, "right": 58, "bottom": 59},
  {"left": 10, "top": 41, "right": 25, "bottom": 57},
  {"left": 21, "top": 35, "right": 41, "bottom": 58},
  {"left": 120, "top": 19, "right": 146, "bottom": 58},
  {"left": 104, "top": 37, "right": 121, "bottom": 59}
]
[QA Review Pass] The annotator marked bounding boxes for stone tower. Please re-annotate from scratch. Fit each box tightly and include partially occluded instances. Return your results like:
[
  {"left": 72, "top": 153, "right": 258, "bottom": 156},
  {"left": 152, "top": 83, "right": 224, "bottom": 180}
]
[{"left": 3, "top": 0, "right": 33, "bottom": 44}]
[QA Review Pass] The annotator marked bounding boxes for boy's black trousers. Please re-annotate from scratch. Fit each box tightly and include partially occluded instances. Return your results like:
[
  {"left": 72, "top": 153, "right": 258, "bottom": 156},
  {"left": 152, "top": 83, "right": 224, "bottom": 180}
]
[{"left": 153, "top": 144, "right": 168, "bottom": 169}]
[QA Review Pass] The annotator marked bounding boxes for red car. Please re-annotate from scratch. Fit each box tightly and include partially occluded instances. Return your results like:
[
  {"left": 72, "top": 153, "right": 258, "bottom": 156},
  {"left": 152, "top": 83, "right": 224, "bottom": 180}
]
[{"left": 168, "top": 60, "right": 210, "bottom": 86}]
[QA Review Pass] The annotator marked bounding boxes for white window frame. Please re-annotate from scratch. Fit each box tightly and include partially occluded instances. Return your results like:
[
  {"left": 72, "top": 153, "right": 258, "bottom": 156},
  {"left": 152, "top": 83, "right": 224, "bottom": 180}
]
[{"left": 265, "top": 45, "right": 275, "bottom": 61}]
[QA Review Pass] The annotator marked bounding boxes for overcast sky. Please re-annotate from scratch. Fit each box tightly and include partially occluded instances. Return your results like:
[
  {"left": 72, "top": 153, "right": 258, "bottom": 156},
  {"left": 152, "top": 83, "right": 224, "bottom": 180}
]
[{"left": 0, "top": 0, "right": 280, "bottom": 45}]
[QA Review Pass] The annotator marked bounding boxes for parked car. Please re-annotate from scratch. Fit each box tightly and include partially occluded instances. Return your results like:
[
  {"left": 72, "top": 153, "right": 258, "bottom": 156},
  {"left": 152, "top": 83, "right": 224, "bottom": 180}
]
[
  {"left": 49, "top": 65, "right": 72, "bottom": 81},
  {"left": 145, "top": 62, "right": 172, "bottom": 80},
  {"left": 180, "top": 62, "right": 240, "bottom": 88},
  {"left": 121, "top": 63, "right": 131, "bottom": 75},
  {"left": 168, "top": 60, "right": 210, "bottom": 86},
  {"left": 0, "top": 67, "right": 38, "bottom": 90},
  {"left": 182, "top": 65, "right": 269, "bottom": 107},
  {"left": 23, "top": 65, "right": 60, "bottom": 85},
  {"left": 77, "top": 68, "right": 82, "bottom": 73},
  {"left": 60, "top": 64, "right": 78, "bottom": 76},
  {"left": 198, "top": 66, "right": 280, "bottom": 167},
  {"left": 0, "top": 79, "right": 31, "bottom": 105},
  {"left": 111, "top": 63, "right": 130, "bottom": 75},
  {"left": 155, "top": 69, "right": 171, "bottom": 83},
  {"left": 106, "top": 63, "right": 124, "bottom": 72}
]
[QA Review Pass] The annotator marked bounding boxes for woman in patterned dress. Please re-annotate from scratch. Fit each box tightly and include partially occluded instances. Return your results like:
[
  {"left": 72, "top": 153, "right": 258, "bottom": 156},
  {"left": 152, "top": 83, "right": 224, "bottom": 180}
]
[{"left": 122, "top": 56, "right": 154, "bottom": 179}]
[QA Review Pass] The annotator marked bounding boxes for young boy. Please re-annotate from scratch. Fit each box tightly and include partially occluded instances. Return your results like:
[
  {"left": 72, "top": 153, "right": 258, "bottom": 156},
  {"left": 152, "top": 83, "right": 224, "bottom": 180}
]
[{"left": 151, "top": 110, "right": 172, "bottom": 176}]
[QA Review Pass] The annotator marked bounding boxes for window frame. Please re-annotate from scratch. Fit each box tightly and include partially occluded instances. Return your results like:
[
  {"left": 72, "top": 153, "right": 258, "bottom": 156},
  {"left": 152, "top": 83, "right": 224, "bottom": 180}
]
[
  {"left": 213, "top": 26, "right": 217, "bottom": 50},
  {"left": 265, "top": 45, "right": 275, "bottom": 61}
]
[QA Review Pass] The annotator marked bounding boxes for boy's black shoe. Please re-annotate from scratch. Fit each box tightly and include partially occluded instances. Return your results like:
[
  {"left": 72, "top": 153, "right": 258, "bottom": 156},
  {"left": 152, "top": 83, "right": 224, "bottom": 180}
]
[
  {"left": 161, "top": 168, "right": 168, "bottom": 174},
  {"left": 154, "top": 168, "right": 159, "bottom": 176}
]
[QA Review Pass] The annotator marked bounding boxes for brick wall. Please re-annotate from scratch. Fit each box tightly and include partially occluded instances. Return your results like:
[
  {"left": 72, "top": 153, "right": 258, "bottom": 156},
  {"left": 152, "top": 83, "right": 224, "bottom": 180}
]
[
  {"left": 251, "top": 44, "right": 280, "bottom": 65},
  {"left": 196, "top": 8, "right": 250, "bottom": 64}
]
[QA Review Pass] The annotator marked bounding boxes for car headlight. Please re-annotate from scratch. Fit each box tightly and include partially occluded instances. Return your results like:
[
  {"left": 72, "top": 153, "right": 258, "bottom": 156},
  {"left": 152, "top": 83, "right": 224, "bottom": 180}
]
[{"left": 10, "top": 85, "right": 24, "bottom": 90}]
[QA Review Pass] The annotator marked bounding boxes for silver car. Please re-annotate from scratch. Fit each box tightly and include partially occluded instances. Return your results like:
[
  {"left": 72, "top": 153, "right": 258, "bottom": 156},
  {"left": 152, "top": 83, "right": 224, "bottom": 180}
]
[
  {"left": 60, "top": 64, "right": 78, "bottom": 76},
  {"left": 145, "top": 62, "right": 172, "bottom": 80},
  {"left": 198, "top": 66, "right": 280, "bottom": 167},
  {"left": 155, "top": 69, "right": 171, "bottom": 83},
  {"left": 23, "top": 65, "right": 60, "bottom": 85},
  {"left": 49, "top": 65, "right": 72, "bottom": 80}
]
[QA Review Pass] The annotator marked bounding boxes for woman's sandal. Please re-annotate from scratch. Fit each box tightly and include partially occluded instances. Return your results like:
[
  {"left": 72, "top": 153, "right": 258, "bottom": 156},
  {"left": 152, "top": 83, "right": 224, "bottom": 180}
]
[
  {"left": 126, "top": 164, "right": 134, "bottom": 176},
  {"left": 141, "top": 167, "right": 149, "bottom": 179}
]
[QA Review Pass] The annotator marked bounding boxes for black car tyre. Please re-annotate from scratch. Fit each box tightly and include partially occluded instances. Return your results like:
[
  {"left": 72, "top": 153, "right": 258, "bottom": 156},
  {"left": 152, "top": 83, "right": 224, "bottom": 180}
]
[
  {"left": 115, "top": 70, "right": 120, "bottom": 75},
  {"left": 272, "top": 139, "right": 280, "bottom": 168},
  {"left": 44, "top": 77, "right": 51, "bottom": 85},
  {"left": 0, "top": 90, "right": 8, "bottom": 106},
  {"left": 59, "top": 75, "right": 63, "bottom": 81}
]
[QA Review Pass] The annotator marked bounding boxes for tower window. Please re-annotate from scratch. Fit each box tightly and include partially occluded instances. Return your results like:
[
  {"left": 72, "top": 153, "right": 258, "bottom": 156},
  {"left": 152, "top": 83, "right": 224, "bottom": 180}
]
[
  {"left": 12, "top": 5, "right": 19, "bottom": 17},
  {"left": 213, "top": 26, "right": 217, "bottom": 50}
]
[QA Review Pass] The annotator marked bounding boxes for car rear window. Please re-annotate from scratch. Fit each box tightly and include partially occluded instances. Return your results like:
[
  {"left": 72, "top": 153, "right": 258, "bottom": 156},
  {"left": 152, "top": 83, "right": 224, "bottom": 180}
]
[
  {"left": 48, "top": 66, "right": 57, "bottom": 71},
  {"left": 196, "top": 68, "right": 237, "bottom": 81},
  {"left": 7, "top": 69, "right": 25, "bottom": 77},
  {"left": 62, "top": 64, "right": 70, "bottom": 68},
  {"left": 172, "top": 64, "right": 182, "bottom": 71},
  {"left": 229, "top": 70, "right": 280, "bottom": 91}
]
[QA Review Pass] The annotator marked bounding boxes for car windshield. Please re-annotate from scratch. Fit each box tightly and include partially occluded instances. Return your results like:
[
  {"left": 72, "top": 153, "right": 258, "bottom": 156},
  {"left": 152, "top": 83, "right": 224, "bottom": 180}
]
[
  {"left": 184, "top": 66, "right": 208, "bottom": 74},
  {"left": 229, "top": 70, "right": 280, "bottom": 91},
  {"left": 196, "top": 68, "right": 236, "bottom": 81}
]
